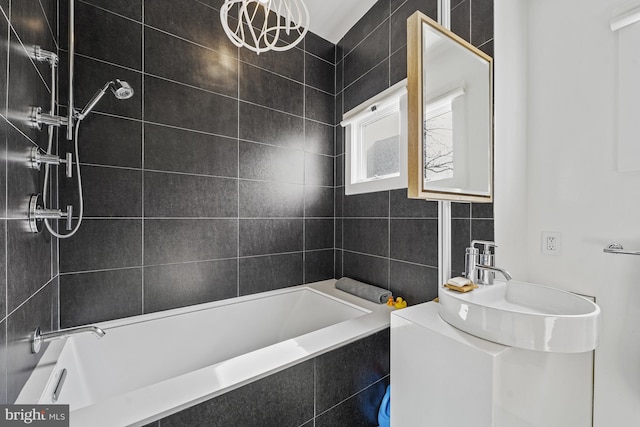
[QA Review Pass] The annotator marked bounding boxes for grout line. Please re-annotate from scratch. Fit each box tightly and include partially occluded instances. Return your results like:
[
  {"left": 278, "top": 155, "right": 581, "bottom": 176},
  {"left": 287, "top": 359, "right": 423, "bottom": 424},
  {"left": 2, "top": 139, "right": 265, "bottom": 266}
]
[
  {"left": 387, "top": 0, "right": 393, "bottom": 289},
  {"left": 3, "top": 4, "right": 8, "bottom": 338},
  {"left": 342, "top": 249, "right": 439, "bottom": 270},
  {"left": 58, "top": 249, "right": 333, "bottom": 278},
  {"left": 79, "top": 82, "right": 335, "bottom": 129},
  {"left": 342, "top": 216, "right": 440, "bottom": 220},
  {"left": 74, "top": 162, "right": 336, "bottom": 189},
  {"left": 259, "top": 141, "right": 333, "bottom": 158},
  {"left": 332, "top": 152, "right": 336, "bottom": 279},
  {"left": 3, "top": 275, "right": 57, "bottom": 321},
  {"left": 59, "top": 265, "right": 153, "bottom": 278},
  {"left": 469, "top": 0, "right": 472, "bottom": 43},
  {"left": 342, "top": 55, "right": 388, "bottom": 95},
  {"left": 76, "top": 217, "right": 335, "bottom": 221},
  {"left": 390, "top": 43, "right": 407, "bottom": 58},
  {"left": 76, "top": 0, "right": 334, "bottom": 67},
  {"left": 313, "top": 358, "right": 317, "bottom": 424},
  {"left": 76, "top": 0, "right": 140, "bottom": 24},
  {"left": 9, "top": 26, "right": 53, "bottom": 92},
  {"left": 1, "top": 317, "right": 5, "bottom": 400},
  {"left": 236, "top": 41, "right": 240, "bottom": 298},
  {"left": 477, "top": 37, "right": 494, "bottom": 49},
  {"left": 339, "top": 57, "right": 344, "bottom": 279},
  {"left": 237, "top": 138, "right": 334, "bottom": 159},
  {"left": 302, "top": 37, "right": 306, "bottom": 283},
  {"left": 82, "top": 110, "right": 139, "bottom": 123},
  {"left": 193, "top": 0, "right": 222, "bottom": 12},
  {"left": 3, "top": 219, "right": 6, "bottom": 332},
  {"left": 54, "top": 0, "right": 61, "bottom": 331},
  {"left": 5, "top": 114, "right": 43, "bottom": 149},
  {"left": 141, "top": 0, "right": 145, "bottom": 315},
  {"left": 388, "top": 0, "right": 391, "bottom": 88},
  {"left": 340, "top": 196, "right": 344, "bottom": 278},
  {"left": 388, "top": 191, "right": 391, "bottom": 289},
  {"left": 60, "top": 49, "right": 144, "bottom": 74},
  {"left": 56, "top": 0, "right": 60, "bottom": 50},
  {"left": 66, "top": 43, "right": 336, "bottom": 118},
  {"left": 315, "top": 375, "right": 390, "bottom": 419},
  {"left": 38, "top": 0, "right": 59, "bottom": 50},
  {"left": 343, "top": 10, "right": 388, "bottom": 59},
  {"left": 0, "top": 4, "right": 7, "bottom": 24},
  {"left": 391, "top": 0, "right": 410, "bottom": 15}
]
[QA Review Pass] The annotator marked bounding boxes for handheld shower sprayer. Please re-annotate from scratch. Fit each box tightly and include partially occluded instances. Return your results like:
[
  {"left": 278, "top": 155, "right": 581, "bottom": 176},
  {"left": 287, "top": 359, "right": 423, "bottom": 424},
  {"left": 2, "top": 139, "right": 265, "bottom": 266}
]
[
  {"left": 76, "top": 79, "right": 134, "bottom": 121},
  {"left": 27, "top": 76, "right": 134, "bottom": 239},
  {"left": 111, "top": 79, "right": 134, "bottom": 100},
  {"left": 27, "top": 0, "right": 136, "bottom": 239}
]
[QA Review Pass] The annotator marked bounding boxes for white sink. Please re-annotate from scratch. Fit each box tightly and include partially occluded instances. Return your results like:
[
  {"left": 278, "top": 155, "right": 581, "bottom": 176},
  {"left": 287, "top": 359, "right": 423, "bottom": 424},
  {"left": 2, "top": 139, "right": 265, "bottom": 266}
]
[{"left": 438, "top": 280, "right": 600, "bottom": 353}]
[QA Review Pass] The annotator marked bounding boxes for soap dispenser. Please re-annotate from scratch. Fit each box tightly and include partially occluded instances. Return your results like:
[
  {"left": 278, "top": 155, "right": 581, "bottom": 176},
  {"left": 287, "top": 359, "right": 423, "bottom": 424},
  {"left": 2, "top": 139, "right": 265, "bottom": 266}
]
[{"left": 464, "top": 245, "right": 479, "bottom": 283}]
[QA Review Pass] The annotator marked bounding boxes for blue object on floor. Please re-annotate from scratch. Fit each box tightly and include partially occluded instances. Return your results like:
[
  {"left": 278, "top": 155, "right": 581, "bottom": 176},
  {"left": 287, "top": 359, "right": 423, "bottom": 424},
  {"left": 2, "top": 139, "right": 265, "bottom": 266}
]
[{"left": 378, "top": 385, "right": 391, "bottom": 427}]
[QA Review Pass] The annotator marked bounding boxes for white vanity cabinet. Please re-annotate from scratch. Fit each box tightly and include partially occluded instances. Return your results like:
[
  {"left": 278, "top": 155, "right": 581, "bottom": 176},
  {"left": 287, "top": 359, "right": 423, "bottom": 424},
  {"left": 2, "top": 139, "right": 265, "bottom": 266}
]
[{"left": 390, "top": 302, "right": 594, "bottom": 427}]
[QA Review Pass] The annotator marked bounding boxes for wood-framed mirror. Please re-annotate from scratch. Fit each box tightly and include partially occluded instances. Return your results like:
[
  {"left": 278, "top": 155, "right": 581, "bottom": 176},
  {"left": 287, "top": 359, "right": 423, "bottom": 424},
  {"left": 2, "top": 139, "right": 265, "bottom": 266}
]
[{"left": 407, "top": 11, "right": 493, "bottom": 202}]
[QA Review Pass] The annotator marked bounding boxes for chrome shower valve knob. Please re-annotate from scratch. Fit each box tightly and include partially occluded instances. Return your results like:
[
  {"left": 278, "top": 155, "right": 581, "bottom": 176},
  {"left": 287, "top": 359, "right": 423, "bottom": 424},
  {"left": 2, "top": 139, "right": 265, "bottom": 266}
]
[
  {"left": 28, "top": 194, "right": 74, "bottom": 233},
  {"left": 29, "top": 147, "right": 74, "bottom": 178},
  {"left": 27, "top": 106, "right": 69, "bottom": 130}
]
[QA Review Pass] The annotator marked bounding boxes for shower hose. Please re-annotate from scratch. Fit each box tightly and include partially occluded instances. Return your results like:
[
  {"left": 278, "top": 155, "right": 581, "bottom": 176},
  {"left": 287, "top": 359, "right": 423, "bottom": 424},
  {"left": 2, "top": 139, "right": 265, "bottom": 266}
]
[{"left": 41, "top": 56, "right": 84, "bottom": 239}]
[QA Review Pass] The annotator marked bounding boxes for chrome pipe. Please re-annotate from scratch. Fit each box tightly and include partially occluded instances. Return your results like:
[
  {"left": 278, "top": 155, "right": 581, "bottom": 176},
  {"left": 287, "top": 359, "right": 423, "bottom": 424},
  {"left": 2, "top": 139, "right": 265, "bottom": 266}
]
[
  {"left": 37, "top": 113, "right": 67, "bottom": 127},
  {"left": 31, "top": 325, "right": 106, "bottom": 354},
  {"left": 32, "top": 45, "right": 59, "bottom": 66},
  {"left": 39, "top": 325, "right": 105, "bottom": 340},
  {"left": 475, "top": 264, "right": 513, "bottom": 281},
  {"left": 28, "top": 107, "right": 69, "bottom": 129},
  {"left": 67, "top": 0, "right": 74, "bottom": 140}
]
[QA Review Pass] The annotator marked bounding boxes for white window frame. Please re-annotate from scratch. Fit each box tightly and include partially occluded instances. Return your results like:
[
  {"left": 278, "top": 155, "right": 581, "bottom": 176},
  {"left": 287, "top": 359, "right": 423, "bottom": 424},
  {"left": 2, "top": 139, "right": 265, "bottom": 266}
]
[{"left": 341, "top": 79, "right": 408, "bottom": 195}]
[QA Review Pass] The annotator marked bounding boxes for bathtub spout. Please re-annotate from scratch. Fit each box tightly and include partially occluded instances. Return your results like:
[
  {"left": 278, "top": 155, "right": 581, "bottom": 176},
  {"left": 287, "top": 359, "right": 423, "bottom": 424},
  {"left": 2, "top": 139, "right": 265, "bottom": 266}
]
[{"left": 31, "top": 325, "right": 106, "bottom": 354}]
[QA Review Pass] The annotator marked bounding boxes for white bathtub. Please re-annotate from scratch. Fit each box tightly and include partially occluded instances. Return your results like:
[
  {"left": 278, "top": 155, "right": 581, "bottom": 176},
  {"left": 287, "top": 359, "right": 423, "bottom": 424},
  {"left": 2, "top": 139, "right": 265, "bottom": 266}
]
[{"left": 17, "top": 279, "right": 392, "bottom": 427}]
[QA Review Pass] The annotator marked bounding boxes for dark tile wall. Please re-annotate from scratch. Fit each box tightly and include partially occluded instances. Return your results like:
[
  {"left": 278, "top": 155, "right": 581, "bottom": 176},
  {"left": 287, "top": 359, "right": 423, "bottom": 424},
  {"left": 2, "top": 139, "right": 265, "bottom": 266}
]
[
  {"left": 0, "top": 1, "right": 495, "bottom": 421},
  {"left": 448, "top": 0, "right": 495, "bottom": 276},
  {"left": 155, "top": 328, "right": 389, "bottom": 427},
  {"left": 0, "top": 0, "right": 60, "bottom": 404},
  {"left": 57, "top": 0, "right": 336, "bottom": 327},
  {"left": 335, "top": 0, "right": 495, "bottom": 303}
]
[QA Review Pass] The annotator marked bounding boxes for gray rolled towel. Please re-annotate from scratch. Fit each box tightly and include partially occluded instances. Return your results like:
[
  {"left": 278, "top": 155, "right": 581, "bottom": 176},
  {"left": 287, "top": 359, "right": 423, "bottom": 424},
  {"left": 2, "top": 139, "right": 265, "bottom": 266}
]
[{"left": 335, "top": 277, "right": 392, "bottom": 304}]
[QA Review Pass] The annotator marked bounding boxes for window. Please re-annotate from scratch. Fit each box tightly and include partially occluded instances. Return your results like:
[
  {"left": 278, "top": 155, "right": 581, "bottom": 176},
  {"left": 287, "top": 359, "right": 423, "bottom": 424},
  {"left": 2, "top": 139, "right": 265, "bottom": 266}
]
[{"left": 341, "top": 79, "right": 408, "bottom": 195}]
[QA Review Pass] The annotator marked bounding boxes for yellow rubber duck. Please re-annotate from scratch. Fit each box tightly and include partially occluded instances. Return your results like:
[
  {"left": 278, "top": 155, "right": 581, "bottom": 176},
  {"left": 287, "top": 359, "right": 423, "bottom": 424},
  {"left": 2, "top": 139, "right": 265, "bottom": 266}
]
[
  {"left": 386, "top": 296, "right": 395, "bottom": 306},
  {"left": 393, "top": 297, "right": 407, "bottom": 309}
]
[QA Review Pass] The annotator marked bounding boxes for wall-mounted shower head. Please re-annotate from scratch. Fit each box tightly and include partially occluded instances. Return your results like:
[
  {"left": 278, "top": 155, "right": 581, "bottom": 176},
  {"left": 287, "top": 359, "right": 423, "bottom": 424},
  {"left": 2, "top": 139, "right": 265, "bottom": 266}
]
[
  {"left": 76, "top": 79, "right": 134, "bottom": 121},
  {"left": 111, "top": 79, "right": 134, "bottom": 100}
]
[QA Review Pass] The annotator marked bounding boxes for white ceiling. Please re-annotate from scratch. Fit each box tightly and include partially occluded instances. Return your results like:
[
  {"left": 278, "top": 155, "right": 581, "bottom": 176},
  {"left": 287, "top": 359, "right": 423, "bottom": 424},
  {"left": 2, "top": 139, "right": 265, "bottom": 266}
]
[{"left": 304, "top": 0, "right": 378, "bottom": 44}]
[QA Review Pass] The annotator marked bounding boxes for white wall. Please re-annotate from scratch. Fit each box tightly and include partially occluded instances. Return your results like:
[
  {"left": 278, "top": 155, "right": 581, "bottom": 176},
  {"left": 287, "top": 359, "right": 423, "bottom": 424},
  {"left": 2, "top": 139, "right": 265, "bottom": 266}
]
[
  {"left": 496, "top": 0, "right": 640, "bottom": 425},
  {"left": 494, "top": 0, "right": 529, "bottom": 279}
]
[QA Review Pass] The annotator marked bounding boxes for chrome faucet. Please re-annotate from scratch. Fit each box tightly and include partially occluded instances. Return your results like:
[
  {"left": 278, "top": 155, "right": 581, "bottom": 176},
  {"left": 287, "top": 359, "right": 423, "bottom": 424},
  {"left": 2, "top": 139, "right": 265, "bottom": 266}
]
[
  {"left": 464, "top": 240, "right": 512, "bottom": 285},
  {"left": 31, "top": 325, "right": 106, "bottom": 354}
]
